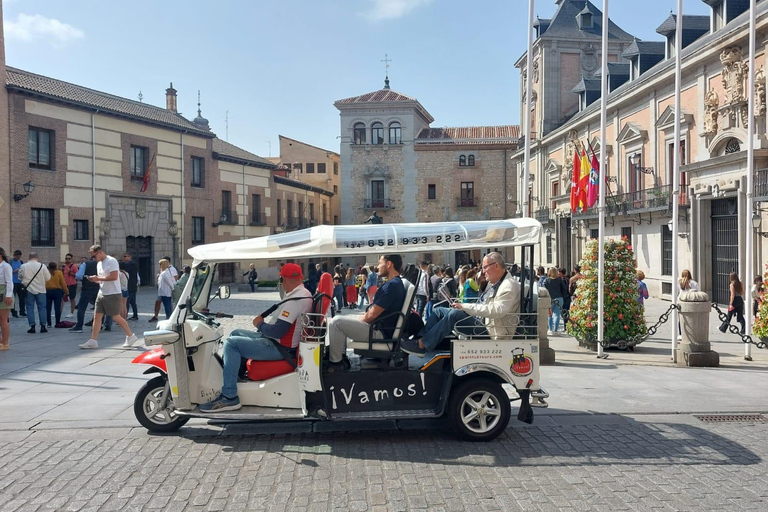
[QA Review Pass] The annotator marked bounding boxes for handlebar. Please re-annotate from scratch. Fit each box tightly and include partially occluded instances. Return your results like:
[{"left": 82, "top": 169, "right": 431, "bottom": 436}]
[{"left": 215, "top": 312, "right": 234, "bottom": 319}]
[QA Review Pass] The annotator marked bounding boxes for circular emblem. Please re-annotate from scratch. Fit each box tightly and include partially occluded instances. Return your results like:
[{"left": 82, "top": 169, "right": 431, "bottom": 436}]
[
  {"left": 136, "top": 199, "right": 147, "bottom": 218},
  {"left": 510, "top": 348, "right": 533, "bottom": 377}
]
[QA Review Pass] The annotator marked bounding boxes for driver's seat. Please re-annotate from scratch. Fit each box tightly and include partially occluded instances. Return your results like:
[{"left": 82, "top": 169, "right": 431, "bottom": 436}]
[{"left": 246, "top": 272, "right": 334, "bottom": 381}]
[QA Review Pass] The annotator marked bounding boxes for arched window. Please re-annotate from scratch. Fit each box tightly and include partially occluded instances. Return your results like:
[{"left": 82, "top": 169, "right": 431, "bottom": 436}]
[
  {"left": 353, "top": 123, "right": 366, "bottom": 145},
  {"left": 389, "top": 122, "right": 402, "bottom": 144},
  {"left": 468, "top": 155, "right": 475, "bottom": 166},
  {"left": 459, "top": 155, "right": 467, "bottom": 166},
  {"left": 371, "top": 122, "right": 384, "bottom": 145},
  {"left": 725, "top": 138, "right": 741, "bottom": 154}
]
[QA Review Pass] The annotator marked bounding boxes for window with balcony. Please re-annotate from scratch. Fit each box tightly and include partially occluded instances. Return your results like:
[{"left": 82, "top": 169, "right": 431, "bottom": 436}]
[
  {"left": 371, "top": 122, "right": 384, "bottom": 145},
  {"left": 130, "top": 146, "right": 148, "bottom": 179},
  {"left": 277, "top": 199, "right": 282, "bottom": 226},
  {"left": 389, "top": 122, "right": 402, "bottom": 144},
  {"left": 667, "top": 139, "right": 687, "bottom": 195},
  {"left": 369, "top": 180, "right": 386, "bottom": 208},
  {"left": 31, "top": 208, "right": 55, "bottom": 246},
  {"left": 29, "top": 128, "right": 53, "bottom": 170},
  {"left": 191, "top": 156, "right": 204, "bottom": 187},
  {"left": 286, "top": 199, "right": 294, "bottom": 226},
  {"left": 621, "top": 226, "right": 632, "bottom": 241},
  {"left": 322, "top": 203, "right": 328, "bottom": 224},
  {"left": 353, "top": 123, "right": 366, "bottom": 145},
  {"left": 460, "top": 182, "right": 475, "bottom": 207}
]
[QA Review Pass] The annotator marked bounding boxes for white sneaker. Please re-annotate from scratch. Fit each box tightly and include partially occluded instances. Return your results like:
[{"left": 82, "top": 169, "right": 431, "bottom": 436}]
[
  {"left": 79, "top": 339, "right": 99, "bottom": 349},
  {"left": 547, "top": 330, "right": 554, "bottom": 336},
  {"left": 64, "top": 312, "right": 74, "bottom": 318},
  {"left": 122, "top": 334, "right": 138, "bottom": 348}
]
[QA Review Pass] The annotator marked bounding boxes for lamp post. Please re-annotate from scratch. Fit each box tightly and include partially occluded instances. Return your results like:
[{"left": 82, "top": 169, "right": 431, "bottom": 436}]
[
  {"left": 630, "top": 153, "right": 655, "bottom": 175},
  {"left": 168, "top": 221, "right": 179, "bottom": 267},
  {"left": 13, "top": 181, "right": 35, "bottom": 202}
]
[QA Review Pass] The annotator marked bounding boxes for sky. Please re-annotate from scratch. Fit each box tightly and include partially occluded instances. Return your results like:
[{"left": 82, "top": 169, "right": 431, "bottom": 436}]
[{"left": 3, "top": 0, "right": 710, "bottom": 159}]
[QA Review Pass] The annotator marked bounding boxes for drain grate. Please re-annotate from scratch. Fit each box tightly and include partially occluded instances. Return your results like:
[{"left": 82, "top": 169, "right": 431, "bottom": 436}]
[{"left": 695, "top": 414, "right": 766, "bottom": 423}]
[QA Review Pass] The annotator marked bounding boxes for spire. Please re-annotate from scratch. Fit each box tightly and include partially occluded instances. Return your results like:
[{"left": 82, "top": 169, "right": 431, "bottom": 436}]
[{"left": 193, "top": 89, "right": 210, "bottom": 130}]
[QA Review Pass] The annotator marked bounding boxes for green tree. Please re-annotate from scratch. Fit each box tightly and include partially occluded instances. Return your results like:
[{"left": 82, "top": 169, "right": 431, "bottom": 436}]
[{"left": 567, "top": 238, "right": 647, "bottom": 344}]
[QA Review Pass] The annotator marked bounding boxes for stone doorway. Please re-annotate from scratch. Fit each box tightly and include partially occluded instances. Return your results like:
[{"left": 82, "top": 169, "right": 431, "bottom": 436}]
[{"left": 126, "top": 236, "right": 153, "bottom": 286}]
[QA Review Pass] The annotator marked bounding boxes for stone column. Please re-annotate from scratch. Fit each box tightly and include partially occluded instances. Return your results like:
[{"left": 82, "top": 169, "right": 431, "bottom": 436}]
[
  {"left": 677, "top": 291, "right": 719, "bottom": 367},
  {"left": 536, "top": 288, "right": 556, "bottom": 365}
]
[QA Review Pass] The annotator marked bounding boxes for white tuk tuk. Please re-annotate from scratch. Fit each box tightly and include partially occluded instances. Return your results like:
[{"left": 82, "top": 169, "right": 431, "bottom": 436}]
[{"left": 132, "top": 218, "right": 549, "bottom": 441}]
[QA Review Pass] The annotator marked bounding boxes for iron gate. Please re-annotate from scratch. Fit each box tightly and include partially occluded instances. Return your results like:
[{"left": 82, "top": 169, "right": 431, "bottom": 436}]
[{"left": 710, "top": 198, "right": 739, "bottom": 305}]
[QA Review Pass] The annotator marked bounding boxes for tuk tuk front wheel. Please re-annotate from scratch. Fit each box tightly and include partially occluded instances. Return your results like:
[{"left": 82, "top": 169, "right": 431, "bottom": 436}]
[
  {"left": 448, "top": 379, "right": 511, "bottom": 442},
  {"left": 134, "top": 376, "right": 189, "bottom": 433}
]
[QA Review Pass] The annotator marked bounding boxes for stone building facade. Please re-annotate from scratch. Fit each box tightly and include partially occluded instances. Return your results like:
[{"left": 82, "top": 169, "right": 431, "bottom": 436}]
[
  {"left": 335, "top": 81, "right": 519, "bottom": 267},
  {"left": 514, "top": 0, "right": 768, "bottom": 305}
]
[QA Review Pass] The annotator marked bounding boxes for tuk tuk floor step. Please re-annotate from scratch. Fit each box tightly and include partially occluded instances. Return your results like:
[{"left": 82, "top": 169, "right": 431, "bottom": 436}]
[
  {"left": 332, "top": 409, "right": 438, "bottom": 420},
  {"left": 180, "top": 406, "right": 305, "bottom": 421}
]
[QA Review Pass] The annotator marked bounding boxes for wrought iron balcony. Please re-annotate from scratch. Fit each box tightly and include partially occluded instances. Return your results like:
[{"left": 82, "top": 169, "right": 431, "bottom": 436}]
[
  {"left": 219, "top": 210, "right": 237, "bottom": 225},
  {"left": 364, "top": 198, "right": 391, "bottom": 209},
  {"left": 756, "top": 168, "right": 768, "bottom": 200},
  {"left": 249, "top": 211, "right": 267, "bottom": 226},
  {"left": 457, "top": 197, "right": 479, "bottom": 208},
  {"left": 534, "top": 207, "right": 552, "bottom": 223},
  {"left": 608, "top": 185, "right": 689, "bottom": 215}
]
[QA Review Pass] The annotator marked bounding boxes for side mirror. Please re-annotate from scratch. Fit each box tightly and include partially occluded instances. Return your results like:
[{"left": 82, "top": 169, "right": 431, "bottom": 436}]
[{"left": 217, "top": 285, "right": 230, "bottom": 300}]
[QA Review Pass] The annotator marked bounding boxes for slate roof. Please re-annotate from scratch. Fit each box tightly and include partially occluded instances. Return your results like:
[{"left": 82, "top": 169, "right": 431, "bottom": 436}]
[
  {"left": 656, "top": 14, "right": 711, "bottom": 36},
  {"left": 572, "top": 77, "right": 601, "bottom": 94},
  {"left": 415, "top": 126, "right": 521, "bottom": 146},
  {"left": 334, "top": 87, "right": 434, "bottom": 123},
  {"left": 622, "top": 40, "right": 666, "bottom": 58},
  {"left": 6, "top": 67, "right": 214, "bottom": 137},
  {"left": 535, "top": 0, "right": 635, "bottom": 41},
  {"left": 594, "top": 62, "right": 631, "bottom": 77},
  {"left": 212, "top": 138, "right": 276, "bottom": 168}
]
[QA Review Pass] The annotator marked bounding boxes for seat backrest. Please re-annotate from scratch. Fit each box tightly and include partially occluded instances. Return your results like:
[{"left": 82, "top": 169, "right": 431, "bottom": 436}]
[{"left": 391, "top": 278, "right": 416, "bottom": 339}]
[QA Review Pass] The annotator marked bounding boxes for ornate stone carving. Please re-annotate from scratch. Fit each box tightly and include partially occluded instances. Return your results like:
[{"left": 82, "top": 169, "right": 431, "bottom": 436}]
[
  {"left": 561, "top": 130, "right": 579, "bottom": 192},
  {"left": 135, "top": 198, "right": 146, "bottom": 218},
  {"left": 703, "top": 90, "right": 719, "bottom": 135},
  {"left": 581, "top": 43, "right": 598, "bottom": 74},
  {"left": 756, "top": 65, "right": 766, "bottom": 117},
  {"left": 533, "top": 58, "right": 539, "bottom": 84},
  {"left": 720, "top": 46, "right": 747, "bottom": 105}
]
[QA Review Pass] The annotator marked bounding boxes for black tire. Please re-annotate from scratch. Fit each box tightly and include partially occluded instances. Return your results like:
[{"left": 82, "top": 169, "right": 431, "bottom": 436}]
[
  {"left": 448, "top": 378, "right": 511, "bottom": 442},
  {"left": 134, "top": 376, "right": 189, "bottom": 433},
  {"left": 628, "top": 346, "right": 635, "bottom": 352}
]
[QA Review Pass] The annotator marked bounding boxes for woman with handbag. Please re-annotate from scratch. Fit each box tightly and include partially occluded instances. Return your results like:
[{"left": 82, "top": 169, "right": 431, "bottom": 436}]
[
  {"left": 0, "top": 248, "right": 13, "bottom": 350},
  {"left": 720, "top": 272, "right": 745, "bottom": 334}
]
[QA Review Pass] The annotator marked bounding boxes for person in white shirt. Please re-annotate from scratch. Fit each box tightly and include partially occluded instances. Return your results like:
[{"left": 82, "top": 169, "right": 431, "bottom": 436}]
[
  {"left": 19, "top": 252, "right": 51, "bottom": 334},
  {"left": 156, "top": 259, "right": 176, "bottom": 319},
  {"left": 0, "top": 247, "right": 14, "bottom": 349},
  {"left": 79, "top": 245, "right": 138, "bottom": 350},
  {"left": 149, "top": 256, "right": 178, "bottom": 322},
  {"left": 414, "top": 260, "right": 430, "bottom": 317}
]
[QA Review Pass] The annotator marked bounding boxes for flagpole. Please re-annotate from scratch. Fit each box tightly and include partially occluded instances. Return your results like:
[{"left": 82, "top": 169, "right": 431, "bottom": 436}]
[
  {"left": 597, "top": 0, "right": 608, "bottom": 359},
  {"left": 745, "top": 0, "right": 756, "bottom": 361},
  {"left": 671, "top": 0, "right": 683, "bottom": 362},
  {"left": 522, "top": 0, "right": 534, "bottom": 220}
]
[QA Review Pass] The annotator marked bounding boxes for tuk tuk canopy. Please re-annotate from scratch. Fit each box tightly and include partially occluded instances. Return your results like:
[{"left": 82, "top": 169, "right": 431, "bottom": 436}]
[{"left": 188, "top": 218, "right": 542, "bottom": 264}]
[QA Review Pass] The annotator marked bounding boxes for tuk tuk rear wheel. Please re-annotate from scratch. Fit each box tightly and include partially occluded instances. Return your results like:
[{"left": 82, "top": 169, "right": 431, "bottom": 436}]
[
  {"left": 448, "top": 379, "right": 511, "bottom": 442},
  {"left": 134, "top": 376, "right": 189, "bottom": 433}
]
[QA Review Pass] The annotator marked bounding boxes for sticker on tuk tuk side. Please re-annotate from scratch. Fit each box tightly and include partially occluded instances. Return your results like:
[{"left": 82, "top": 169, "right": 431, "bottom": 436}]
[{"left": 510, "top": 347, "right": 534, "bottom": 377}]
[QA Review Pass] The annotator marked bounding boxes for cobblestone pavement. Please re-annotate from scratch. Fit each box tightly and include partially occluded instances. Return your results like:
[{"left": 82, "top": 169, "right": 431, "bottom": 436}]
[
  {"left": 1, "top": 414, "right": 768, "bottom": 511},
  {"left": 2, "top": 289, "right": 768, "bottom": 510}
]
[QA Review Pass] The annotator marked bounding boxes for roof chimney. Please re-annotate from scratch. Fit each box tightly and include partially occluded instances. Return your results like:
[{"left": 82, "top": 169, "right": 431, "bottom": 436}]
[{"left": 165, "top": 82, "right": 177, "bottom": 113}]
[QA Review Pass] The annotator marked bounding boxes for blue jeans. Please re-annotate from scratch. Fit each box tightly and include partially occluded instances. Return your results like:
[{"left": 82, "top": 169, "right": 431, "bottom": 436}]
[
  {"left": 548, "top": 297, "right": 563, "bottom": 332},
  {"left": 358, "top": 291, "right": 369, "bottom": 311},
  {"left": 414, "top": 294, "right": 427, "bottom": 317},
  {"left": 418, "top": 306, "right": 485, "bottom": 351},
  {"left": 160, "top": 296, "right": 172, "bottom": 319},
  {"left": 25, "top": 292, "right": 47, "bottom": 327},
  {"left": 221, "top": 329, "right": 284, "bottom": 398},
  {"left": 46, "top": 289, "right": 64, "bottom": 326}
]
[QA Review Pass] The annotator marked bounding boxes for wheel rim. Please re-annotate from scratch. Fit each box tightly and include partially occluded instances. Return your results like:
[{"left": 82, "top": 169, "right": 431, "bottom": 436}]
[
  {"left": 460, "top": 390, "right": 502, "bottom": 434},
  {"left": 143, "top": 386, "right": 180, "bottom": 426}
]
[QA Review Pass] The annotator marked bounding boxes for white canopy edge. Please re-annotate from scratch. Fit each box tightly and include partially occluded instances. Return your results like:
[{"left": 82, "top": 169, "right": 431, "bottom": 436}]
[{"left": 189, "top": 218, "right": 542, "bottom": 265}]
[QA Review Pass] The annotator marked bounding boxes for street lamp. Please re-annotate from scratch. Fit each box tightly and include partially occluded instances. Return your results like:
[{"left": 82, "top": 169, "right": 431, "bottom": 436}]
[
  {"left": 667, "top": 218, "right": 689, "bottom": 239},
  {"left": 13, "top": 181, "right": 35, "bottom": 202},
  {"left": 753, "top": 211, "right": 768, "bottom": 238},
  {"left": 211, "top": 213, "right": 228, "bottom": 228},
  {"left": 631, "top": 153, "right": 655, "bottom": 175},
  {"left": 544, "top": 227, "right": 553, "bottom": 237}
]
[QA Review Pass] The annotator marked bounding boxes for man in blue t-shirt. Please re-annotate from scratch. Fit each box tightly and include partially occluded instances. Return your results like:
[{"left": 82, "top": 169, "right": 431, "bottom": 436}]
[{"left": 326, "top": 254, "right": 405, "bottom": 370}]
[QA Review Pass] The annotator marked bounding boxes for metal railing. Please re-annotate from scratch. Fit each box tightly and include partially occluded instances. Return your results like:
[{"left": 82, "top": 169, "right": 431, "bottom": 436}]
[
  {"left": 220, "top": 210, "right": 237, "bottom": 225},
  {"left": 457, "top": 197, "right": 479, "bottom": 208},
  {"left": 607, "top": 185, "right": 689, "bottom": 215},
  {"left": 249, "top": 211, "right": 266, "bottom": 226},
  {"left": 286, "top": 216, "right": 298, "bottom": 228},
  {"left": 364, "top": 199, "right": 391, "bottom": 209},
  {"left": 755, "top": 168, "right": 768, "bottom": 199}
]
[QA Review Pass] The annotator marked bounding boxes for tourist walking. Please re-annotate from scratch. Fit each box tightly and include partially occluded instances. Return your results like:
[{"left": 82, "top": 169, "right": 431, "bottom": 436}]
[
  {"left": 79, "top": 245, "right": 138, "bottom": 349},
  {"left": 157, "top": 259, "right": 176, "bottom": 320},
  {"left": 345, "top": 268, "right": 357, "bottom": 309},
  {"left": 544, "top": 267, "right": 568, "bottom": 335},
  {"left": 45, "top": 262, "right": 68, "bottom": 327},
  {"left": 720, "top": 272, "right": 745, "bottom": 334},
  {"left": 149, "top": 256, "right": 177, "bottom": 322},
  {"left": 122, "top": 253, "right": 139, "bottom": 320},
  {"left": 243, "top": 264, "right": 258, "bottom": 292},
  {"left": 69, "top": 257, "right": 99, "bottom": 333},
  {"left": 637, "top": 270, "right": 649, "bottom": 306},
  {"left": 751, "top": 276, "right": 763, "bottom": 318},
  {"left": 678, "top": 269, "right": 700, "bottom": 293},
  {"left": 19, "top": 253, "right": 51, "bottom": 334},
  {"left": 558, "top": 268, "right": 571, "bottom": 325},
  {"left": 118, "top": 262, "right": 129, "bottom": 319},
  {"left": 0, "top": 248, "right": 13, "bottom": 350},
  {"left": 62, "top": 253, "right": 79, "bottom": 318},
  {"left": 10, "top": 250, "right": 25, "bottom": 318}
]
